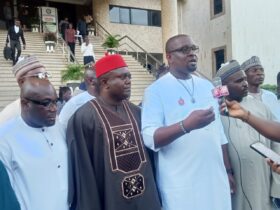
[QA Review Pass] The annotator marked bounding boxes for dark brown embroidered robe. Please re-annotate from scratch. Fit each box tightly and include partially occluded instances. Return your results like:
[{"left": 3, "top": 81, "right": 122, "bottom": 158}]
[{"left": 67, "top": 99, "right": 161, "bottom": 210}]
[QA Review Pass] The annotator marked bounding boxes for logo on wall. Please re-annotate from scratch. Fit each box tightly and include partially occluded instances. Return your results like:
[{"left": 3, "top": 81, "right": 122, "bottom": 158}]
[{"left": 41, "top": 7, "right": 57, "bottom": 33}]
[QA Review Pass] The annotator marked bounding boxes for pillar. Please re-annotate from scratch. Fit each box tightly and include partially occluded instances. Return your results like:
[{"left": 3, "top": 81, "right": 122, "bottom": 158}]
[{"left": 161, "top": 0, "right": 178, "bottom": 63}]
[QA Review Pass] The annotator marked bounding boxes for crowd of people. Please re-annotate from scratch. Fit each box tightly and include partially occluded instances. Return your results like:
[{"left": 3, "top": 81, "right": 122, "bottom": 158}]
[{"left": 1, "top": 31, "right": 280, "bottom": 210}]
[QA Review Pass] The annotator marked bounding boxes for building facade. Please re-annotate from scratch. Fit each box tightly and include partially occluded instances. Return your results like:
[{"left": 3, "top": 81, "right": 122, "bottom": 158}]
[{"left": 1, "top": 0, "right": 279, "bottom": 84}]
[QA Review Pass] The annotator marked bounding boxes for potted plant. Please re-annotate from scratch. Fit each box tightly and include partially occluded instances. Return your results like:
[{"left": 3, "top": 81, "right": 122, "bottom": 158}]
[
  {"left": 61, "top": 64, "right": 84, "bottom": 90},
  {"left": 44, "top": 32, "right": 57, "bottom": 52},
  {"left": 102, "top": 34, "right": 120, "bottom": 54}
]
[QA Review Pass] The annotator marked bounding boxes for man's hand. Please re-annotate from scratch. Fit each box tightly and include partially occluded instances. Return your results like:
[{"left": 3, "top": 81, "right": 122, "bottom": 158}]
[
  {"left": 183, "top": 107, "right": 215, "bottom": 131},
  {"left": 227, "top": 173, "right": 236, "bottom": 194},
  {"left": 23, "top": 45, "right": 26, "bottom": 50},
  {"left": 267, "top": 159, "right": 280, "bottom": 175},
  {"left": 219, "top": 100, "right": 247, "bottom": 120}
]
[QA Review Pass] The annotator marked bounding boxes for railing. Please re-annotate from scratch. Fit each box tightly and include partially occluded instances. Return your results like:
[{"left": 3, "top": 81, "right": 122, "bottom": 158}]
[
  {"left": 56, "top": 33, "right": 79, "bottom": 65},
  {"left": 94, "top": 21, "right": 163, "bottom": 76}
]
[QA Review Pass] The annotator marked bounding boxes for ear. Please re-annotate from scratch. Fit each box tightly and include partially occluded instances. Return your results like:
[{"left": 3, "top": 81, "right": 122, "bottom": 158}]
[
  {"left": 20, "top": 98, "right": 30, "bottom": 111},
  {"left": 100, "top": 77, "right": 110, "bottom": 89}
]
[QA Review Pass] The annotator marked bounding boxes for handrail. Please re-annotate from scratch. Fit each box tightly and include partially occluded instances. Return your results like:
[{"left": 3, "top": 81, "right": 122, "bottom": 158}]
[
  {"left": 118, "top": 35, "right": 162, "bottom": 65},
  {"left": 56, "top": 33, "right": 79, "bottom": 65},
  {"left": 94, "top": 21, "right": 163, "bottom": 76}
]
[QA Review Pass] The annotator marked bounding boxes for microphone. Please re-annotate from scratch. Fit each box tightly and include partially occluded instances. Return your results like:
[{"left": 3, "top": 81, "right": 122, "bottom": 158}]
[{"left": 212, "top": 77, "right": 229, "bottom": 115}]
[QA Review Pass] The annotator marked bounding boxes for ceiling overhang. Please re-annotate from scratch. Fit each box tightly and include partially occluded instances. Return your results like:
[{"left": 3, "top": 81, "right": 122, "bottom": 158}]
[{"left": 47, "top": 0, "right": 92, "bottom": 5}]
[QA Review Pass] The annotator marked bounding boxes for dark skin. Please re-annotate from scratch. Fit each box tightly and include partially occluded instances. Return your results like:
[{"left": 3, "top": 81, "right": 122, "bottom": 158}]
[
  {"left": 245, "top": 65, "right": 264, "bottom": 93},
  {"left": 153, "top": 35, "right": 215, "bottom": 148},
  {"left": 98, "top": 67, "right": 131, "bottom": 106},
  {"left": 154, "top": 34, "right": 235, "bottom": 193},
  {"left": 223, "top": 70, "right": 248, "bottom": 102},
  {"left": 221, "top": 100, "right": 280, "bottom": 175},
  {"left": 21, "top": 78, "right": 58, "bottom": 128},
  {"left": 84, "top": 69, "right": 97, "bottom": 97}
]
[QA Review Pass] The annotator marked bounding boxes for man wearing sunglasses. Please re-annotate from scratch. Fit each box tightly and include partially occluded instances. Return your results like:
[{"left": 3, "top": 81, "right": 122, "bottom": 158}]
[
  {"left": 141, "top": 34, "right": 232, "bottom": 210},
  {"left": 0, "top": 55, "right": 50, "bottom": 125},
  {"left": 0, "top": 77, "right": 68, "bottom": 210}
]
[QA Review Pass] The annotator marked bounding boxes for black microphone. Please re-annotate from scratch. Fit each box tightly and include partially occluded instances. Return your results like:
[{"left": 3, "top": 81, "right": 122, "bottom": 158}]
[{"left": 212, "top": 77, "right": 229, "bottom": 116}]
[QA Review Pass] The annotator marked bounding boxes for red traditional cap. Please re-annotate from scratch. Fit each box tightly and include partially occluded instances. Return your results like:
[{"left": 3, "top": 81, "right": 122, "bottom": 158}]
[{"left": 95, "top": 53, "right": 127, "bottom": 78}]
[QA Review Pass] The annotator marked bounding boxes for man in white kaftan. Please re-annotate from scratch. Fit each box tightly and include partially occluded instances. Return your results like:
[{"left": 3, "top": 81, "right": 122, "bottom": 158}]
[
  {"left": 0, "top": 78, "right": 68, "bottom": 210},
  {"left": 242, "top": 56, "right": 280, "bottom": 206},
  {"left": 141, "top": 34, "right": 231, "bottom": 210},
  {"left": 217, "top": 60, "right": 280, "bottom": 210},
  {"left": 59, "top": 68, "right": 96, "bottom": 130}
]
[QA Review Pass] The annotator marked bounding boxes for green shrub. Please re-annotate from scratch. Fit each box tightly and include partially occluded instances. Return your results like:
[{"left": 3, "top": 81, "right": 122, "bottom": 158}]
[
  {"left": 261, "top": 84, "right": 277, "bottom": 93},
  {"left": 61, "top": 64, "right": 84, "bottom": 82}
]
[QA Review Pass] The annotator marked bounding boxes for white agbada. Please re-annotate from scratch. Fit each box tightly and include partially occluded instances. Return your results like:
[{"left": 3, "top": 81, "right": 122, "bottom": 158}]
[
  {"left": 0, "top": 116, "right": 68, "bottom": 210},
  {"left": 141, "top": 72, "right": 231, "bottom": 210},
  {"left": 0, "top": 98, "right": 20, "bottom": 126},
  {"left": 59, "top": 91, "right": 95, "bottom": 130}
]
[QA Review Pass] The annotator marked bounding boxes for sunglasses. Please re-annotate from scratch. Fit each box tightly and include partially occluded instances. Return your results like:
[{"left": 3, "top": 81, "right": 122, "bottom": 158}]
[
  {"left": 22, "top": 72, "right": 51, "bottom": 79},
  {"left": 25, "top": 97, "right": 58, "bottom": 108},
  {"left": 168, "top": 45, "right": 199, "bottom": 55}
]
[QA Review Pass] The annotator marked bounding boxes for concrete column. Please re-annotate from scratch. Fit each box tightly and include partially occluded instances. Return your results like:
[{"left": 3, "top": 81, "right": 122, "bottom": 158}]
[
  {"left": 13, "top": 0, "right": 18, "bottom": 18},
  {"left": 161, "top": 0, "right": 178, "bottom": 63}
]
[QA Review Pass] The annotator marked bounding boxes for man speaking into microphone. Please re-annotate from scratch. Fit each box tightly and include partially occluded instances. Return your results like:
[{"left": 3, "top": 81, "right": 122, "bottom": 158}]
[{"left": 216, "top": 60, "right": 280, "bottom": 210}]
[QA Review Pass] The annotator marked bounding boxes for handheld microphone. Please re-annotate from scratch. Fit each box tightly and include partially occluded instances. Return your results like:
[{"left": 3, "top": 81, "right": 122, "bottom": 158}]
[{"left": 212, "top": 77, "right": 229, "bottom": 116}]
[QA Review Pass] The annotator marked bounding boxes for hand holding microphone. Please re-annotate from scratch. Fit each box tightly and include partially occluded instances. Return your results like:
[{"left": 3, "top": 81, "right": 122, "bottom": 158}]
[{"left": 212, "top": 77, "right": 229, "bottom": 116}]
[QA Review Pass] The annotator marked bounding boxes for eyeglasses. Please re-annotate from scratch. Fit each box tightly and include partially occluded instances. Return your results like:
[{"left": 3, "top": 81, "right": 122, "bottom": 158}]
[
  {"left": 22, "top": 72, "right": 51, "bottom": 79},
  {"left": 25, "top": 97, "right": 58, "bottom": 108},
  {"left": 168, "top": 45, "right": 199, "bottom": 55}
]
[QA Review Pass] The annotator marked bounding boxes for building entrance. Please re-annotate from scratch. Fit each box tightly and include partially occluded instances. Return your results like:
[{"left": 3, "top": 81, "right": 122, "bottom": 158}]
[{"left": 0, "top": 0, "right": 92, "bottom": 30}]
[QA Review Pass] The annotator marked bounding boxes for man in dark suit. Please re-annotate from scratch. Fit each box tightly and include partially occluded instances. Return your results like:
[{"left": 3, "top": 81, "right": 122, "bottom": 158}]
[{"left": 6, "top": 19, "right": 26, "bottom": 65}]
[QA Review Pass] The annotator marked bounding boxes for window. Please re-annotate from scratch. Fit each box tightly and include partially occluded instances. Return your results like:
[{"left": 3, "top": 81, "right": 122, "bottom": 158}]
[
  {"left": 212, "top": 46, "right": 226, "bottom": 74},
  {"left": 149, "top": 10, "right": 161, "bottom": 27},
  {"left": 210, "top": 0, "right": 225, "bottom": 19},
  {"left": 131, "top": 9, "right": 148, "bottom": 25},
  {"left": 109, "top": 5, "right": 161, "bottom": 27},
  {"left": 120, "top": 7, "right": 130, "bottom": 24}
]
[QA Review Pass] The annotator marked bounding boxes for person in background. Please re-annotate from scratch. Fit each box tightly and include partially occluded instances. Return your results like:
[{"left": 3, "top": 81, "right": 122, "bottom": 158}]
[
  {"left": 57, "top": 86, "right": 72, "bottom": 115},
  {"left": 0, "top": 55, "right": 49, "bottom": 126},
  {"left": 242, "top": 56, "right": 280, "bottom": 121},
  {"left": 0, "top": 160, "right": 20, "bottom": 210},
  {"left": 216, "top": 60, "right": 280, "bottom": 210},
  {"left": 65, "top": 23, "right": 76, "bottom": 62},
  {"left": 141, "top": 34, "right": 232, "bottom": 210},
  {"left": 59, "top": 17, "right": 69, "bottom": 40},
  {"left": 6, "top": 19, "right": 26, "bottom": 65},
  {"left": 242, "top": 56, "right": 280, "bottom": 208},
  {"left": 3, "top": 1, "right": 12, "bottom": 30},
  {"left": 77, "top": 16, "right": 87, "bottom": 45},
  {"left": 81, "top": 35, "right": 96, "bottom": 65},
  {"left": 59, "top": 68, "right": 97, "bottom": 130},
  {"left": 0, "top": 77, "right": 68, "bottom": 210}
]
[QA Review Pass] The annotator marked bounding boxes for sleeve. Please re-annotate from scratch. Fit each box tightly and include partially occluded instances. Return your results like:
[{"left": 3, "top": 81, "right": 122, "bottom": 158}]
[
  {"left": 141, "top": 86, "right": 164, "bottom": 152},
  {"left": 20, "top": 30, "right": 26, "bottom": 45},
  {"left": 0, "top": 160, "right": 20, "bottom": 210},
  {"left": 80, "top": 44, "right": 85, "bottom": 54},
  {"left": 214, "top": 102, "right": 228, "bottom": 145},
  {"left": 0, "top": 137, "right": 14, "bottom": 188},
  {"left": 65, "top": 30, "right": 68, "bottom": 42},
  {"left": 66, "top": 105, "right": 102, "bottom": 210}
]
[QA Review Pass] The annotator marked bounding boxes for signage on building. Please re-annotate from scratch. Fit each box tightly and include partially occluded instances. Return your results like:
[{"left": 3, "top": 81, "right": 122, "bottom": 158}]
[{"left": 40, "top": 7, "right": 58, "bottom": 33}]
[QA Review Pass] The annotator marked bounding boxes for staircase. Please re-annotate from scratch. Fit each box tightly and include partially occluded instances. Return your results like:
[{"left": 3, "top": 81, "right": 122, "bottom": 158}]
[{"left": 0, "top": 30, "right": 154, "bottom": 111}]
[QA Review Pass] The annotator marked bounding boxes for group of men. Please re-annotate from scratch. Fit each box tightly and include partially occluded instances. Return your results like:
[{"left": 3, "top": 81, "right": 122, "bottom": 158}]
[{"left": 0, "top": 33, "right": 280, "bottom": 210}]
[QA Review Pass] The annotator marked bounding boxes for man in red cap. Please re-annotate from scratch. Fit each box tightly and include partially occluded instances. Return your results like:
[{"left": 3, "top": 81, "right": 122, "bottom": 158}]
[{"left": 66, "top": 54, "right": 161, "bottom": 210}]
